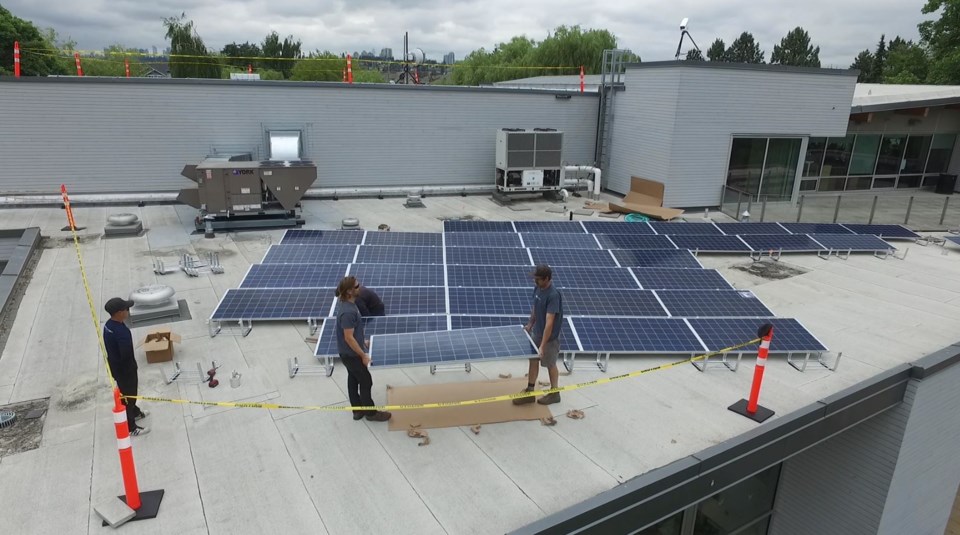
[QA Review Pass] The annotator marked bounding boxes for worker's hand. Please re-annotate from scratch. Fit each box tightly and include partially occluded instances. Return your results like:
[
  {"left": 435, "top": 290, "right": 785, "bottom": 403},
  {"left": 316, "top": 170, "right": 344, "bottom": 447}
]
[
  {"left": 524, "top": 322, "right": 533, "bottom": 333},
  {"left": 538, "top": 345, "right": 545, "bottom": 358},
  {"left": 361, "top": 353, "right": 371, "bottom": 367},
  {"left": 364, "top": 339, "right": 370, "bottom": 349}
]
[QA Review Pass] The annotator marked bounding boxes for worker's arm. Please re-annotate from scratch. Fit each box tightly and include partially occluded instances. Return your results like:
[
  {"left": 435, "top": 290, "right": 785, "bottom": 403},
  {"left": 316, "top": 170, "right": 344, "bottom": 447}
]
[
  {"left": 525, "top": 305, "right": 535, "bottom": 332},
  {"left": 343, "top": 327, "right": 370, "bottom": 366},
  {"left": 540, "top": 313, "right": 555, "bottom": 354}
]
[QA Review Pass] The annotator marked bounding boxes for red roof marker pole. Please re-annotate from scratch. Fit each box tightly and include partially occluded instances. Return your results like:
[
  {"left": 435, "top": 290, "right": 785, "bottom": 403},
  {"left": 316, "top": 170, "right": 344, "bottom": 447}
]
[
  {"left": 14, "top": 41, "right": 21, "bottom": 77},
  {"left": 580, "top": 65, "right": 584, "bottom": 93},
  {"left": 728, "top": 323, "right": 776, "bottom": 423}
]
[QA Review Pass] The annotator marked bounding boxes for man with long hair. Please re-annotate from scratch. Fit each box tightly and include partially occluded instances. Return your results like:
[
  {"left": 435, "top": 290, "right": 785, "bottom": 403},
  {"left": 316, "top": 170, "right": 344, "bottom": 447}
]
[{"left": 335, "top": 276, "right": 392, "bottom": 422}]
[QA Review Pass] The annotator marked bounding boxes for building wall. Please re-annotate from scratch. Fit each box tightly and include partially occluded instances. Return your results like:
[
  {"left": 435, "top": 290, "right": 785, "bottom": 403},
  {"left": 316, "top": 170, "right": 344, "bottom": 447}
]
[
  {"left": 877, "top": 363, "right": 960, "bottom": 535},
  {"left": 0, "top": 78, "right": 598, "bottom": 194},
  {"left": 605, "top": 70, "right": 681, "bottom": 195},
  {"left": 768, "top": 402, "right": 908, "bottom": 535},
  {"left": 604, "top": 64, "right": 856, "bottom": 207},
  {"left": 847, "top": 107, "right": 960, "bottom": 135}
]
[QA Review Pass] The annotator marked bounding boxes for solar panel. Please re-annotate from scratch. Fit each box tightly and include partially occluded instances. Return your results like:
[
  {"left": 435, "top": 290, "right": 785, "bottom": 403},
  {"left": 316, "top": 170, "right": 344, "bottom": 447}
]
[
  {"left": 562, "top": 289, "right": 669, "bottom": 316},
  {"left": 778, "top": 223, "right": 854, "bottom": 235},
  {"left": 362, "top": 231, "right": 443, "bottom": 247},
  {"left": 713, "top": 222, "right": 790, "bottom": 235},
  {"left": 449, "top": 287, "right": 533, "bottom": 315},
  {"left": 370, "top": 325, "right": 537, "bottom": 368},
  {"left": 447, "top": 265, "right": 531, "bottom": 287},
  {"left": 240, "top": 264, "right": 347, "bottom": 289},
  {"left": 355, "top": 245, "right": 443, "bottom": 264},
  {"left": 280, "top": 229, "right": 366, "bottom": 245},
  {"left": 347, "top": 264, "right": 445, "bottom": 287},
  {"left": 513, "top": 221, "right": 587, "bottom": 233},
  {"left": 315, "top": 315, "right": 447, "bottom": 356},
  {"left": 572, "top": 317, "right": 706, "bottom": 353},
  {"left": 450, "top": 315, "right": 580, "bottom": 352},
  {"left": 841, "top": 224, "right": 920, "bottom": 240},
  {"left": 593, "top": 234, "right": 677, "bottom": 250},
  {"left": 443, "top": 220, "right": 515, "bottom": 233},
  {"left": 946, "top": 236, "right": 960, "bottom": 247},
  {"left": 332, "top": 287, "right": 446, "bottom": 315},
  {"left": 529, "top": 248, "right": 617, "bottom": 267},
  {"left": 581, "top": 221, "right": 654, "bottom": 234},
  {"left": 446, "top": 247, "right": 532, "bottom": 266},
  {"left": 648, "top": 222, "right": 723, "bottom": 235},
  {"left": 808, "top": 234, "right": 895, "bottom": 252},
  {"left": 552, "top": 267, "right": 641, "bottom": 289},
  {"left": 211, "top": 288, "right": 333, "bottom": 320},
  {"left": 739, "top": 234, "right": 825, "bottom": 252},
  {"left": 667, "top": 235, "right": 752, "bottom": 252},
  {"left": 687, "top": 318, "right": 827, "bottom": 352},
  {"left": 611, "top": 249, "right": 703, "bottom": 268},
  {"left": 443, "top": 232, "right": 523, "bottom": 248},
  {"left": 262, "top": 244, "right": 358, "bottom": 264},
  {"left": 655, "top": 290, "right": 773, "bottom": 317},
  {"left": 521, "top": 232, "right": 600, "bottom": 249},
  {"left": 630, "top": 268, "right": 733, "bottom": 290}
]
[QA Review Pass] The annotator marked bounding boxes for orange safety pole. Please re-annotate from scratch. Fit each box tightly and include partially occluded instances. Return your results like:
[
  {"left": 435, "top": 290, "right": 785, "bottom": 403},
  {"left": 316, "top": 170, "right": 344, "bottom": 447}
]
[
  {"left": 74, "top": 53, "right": 83, "bottom": 76},
  {"left": 728, "top": 323, "right": 775, "bottom": 423},
  {"left": 14, "top": 41, "right": 21, "bottom": 77},
  {"left": 113, "top": 387, "right": 142, "bottom": 510},
  {"left": 580, "top": 65, "right": 584, "bottom": 93},
  {"left": 346, "top": 54, "right": 353, "bottom": 84},
  {"left": 60, "top": 184, "right": 77, "bottom": 230},
  {"left": 124, "top": 58, "right": 130, "bottom": 78}
]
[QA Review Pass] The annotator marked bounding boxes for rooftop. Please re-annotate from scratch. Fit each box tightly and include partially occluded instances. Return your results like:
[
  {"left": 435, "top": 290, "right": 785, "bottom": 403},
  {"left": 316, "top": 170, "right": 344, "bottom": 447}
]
[{"left": 0, "top": 195, "right": 959, "bottom": 534}]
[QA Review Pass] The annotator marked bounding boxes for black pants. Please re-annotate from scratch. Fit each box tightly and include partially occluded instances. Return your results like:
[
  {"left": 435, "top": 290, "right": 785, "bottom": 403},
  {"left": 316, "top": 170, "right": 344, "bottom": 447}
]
[
  {"left": 340, "top": 354, "right": 375, "bottom": 415},
  {"left": 115, "top": 372, "right": 143, "bottom": 431}
]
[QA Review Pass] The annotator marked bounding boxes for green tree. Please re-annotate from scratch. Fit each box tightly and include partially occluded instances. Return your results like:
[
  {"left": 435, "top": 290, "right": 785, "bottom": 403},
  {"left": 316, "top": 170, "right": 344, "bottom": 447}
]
[
  {"left": 725, "top": 32, "right": 765, "bottom": 63},
  {"left": 162, "top": 13, "right": 222, "bottom": 79},
  {"left": 771, "top": 27, "right": 820, "bottom": 67},
  {"left": 261, "top": 31, "right": 301, "bottom": 78},
  {"left": 706, "top": 38, "right": 726, "bottom": 61},
  {"left": 352, "top": 69, "right": 385, "bottom": 83},
  {"left": 685, "top": 49, "right": 704, "bottom": 61},
  {"left": 221, "top": 41, "right": 262, "bottom": 68},
  {"left": 850, "top": 50, "right": 874, "bottom": 83},
  {"left": 0, "top": 6, "right": 68, "bottom": 76},
  {"left": 290, "top": 51, "right": 345, "bottom": 81},
  {"left": 920, "top": 0, "right": 960, "bottom": 84},
  {"left": 82, "top": 45, "right": 145, "bottom": 77},
  {"left": 533, "top": 25, "right": 617, "bottom": 74},
  {"left": 884, "top": 37, "right": 929, "bottom": 83},
  {"left": 870, "top": 35, "right": 886, "bottom": 83}
]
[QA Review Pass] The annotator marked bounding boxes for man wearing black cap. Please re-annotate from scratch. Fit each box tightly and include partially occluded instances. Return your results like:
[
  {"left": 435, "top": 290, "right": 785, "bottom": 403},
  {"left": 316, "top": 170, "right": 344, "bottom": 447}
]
[
  {"left": 103, "top": 297, "right": 150, "bottom": 436},
  {"left": 514, "top": 264, "right": 563, "bottom": 405}
]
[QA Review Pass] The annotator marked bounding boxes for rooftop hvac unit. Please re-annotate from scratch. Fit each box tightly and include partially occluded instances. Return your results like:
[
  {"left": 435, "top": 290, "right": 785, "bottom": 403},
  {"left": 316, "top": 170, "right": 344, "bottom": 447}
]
[
  {"left": 495, "top": 128, "right": 563, "bottom": 194},
  {"left": 177, "top": 159, "right": 317, "bottom": 231}
]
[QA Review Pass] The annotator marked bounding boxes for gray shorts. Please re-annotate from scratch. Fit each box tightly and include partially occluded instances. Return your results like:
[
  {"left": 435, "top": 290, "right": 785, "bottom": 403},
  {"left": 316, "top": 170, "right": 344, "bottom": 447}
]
[{"left": 531, "top": 337, "right": 560, "bottom": 368}]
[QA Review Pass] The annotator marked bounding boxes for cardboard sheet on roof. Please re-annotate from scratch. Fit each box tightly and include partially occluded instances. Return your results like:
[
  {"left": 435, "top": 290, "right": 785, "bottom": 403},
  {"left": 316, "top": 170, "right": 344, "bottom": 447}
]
[{"left": 607, "top": 176, "right": 684, "bottom": 220}]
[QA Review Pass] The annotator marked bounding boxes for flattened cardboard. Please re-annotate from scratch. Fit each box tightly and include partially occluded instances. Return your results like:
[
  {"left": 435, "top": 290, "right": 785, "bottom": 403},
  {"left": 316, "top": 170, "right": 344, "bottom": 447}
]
[
  {"left": 141, "top": 328, "right": 181, "bottom": 364},
  {"left": 608, "top": 176, "right": 685, "bottom": 221},
  {"left": 386, "top": 378, "right": 551, "bottom": 431}
]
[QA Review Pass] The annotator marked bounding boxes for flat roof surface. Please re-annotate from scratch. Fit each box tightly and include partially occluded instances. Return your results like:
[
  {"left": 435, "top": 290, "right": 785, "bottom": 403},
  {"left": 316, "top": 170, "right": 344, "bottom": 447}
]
[
  {"left": 853, "top": 83, "right": 960, "bottom": 112},
  {"left": 1, "top": 196, "right": 959, "bottom": 534}
]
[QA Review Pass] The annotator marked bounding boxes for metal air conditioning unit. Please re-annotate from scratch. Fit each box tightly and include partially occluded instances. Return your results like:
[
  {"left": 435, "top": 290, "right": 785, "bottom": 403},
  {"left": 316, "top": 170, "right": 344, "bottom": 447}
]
[
  {"left": 495, "top": 128, "right": 564, "bottom": 194},
  {"left": 177, "top": 159, "right": 317, "bottom": 231}
]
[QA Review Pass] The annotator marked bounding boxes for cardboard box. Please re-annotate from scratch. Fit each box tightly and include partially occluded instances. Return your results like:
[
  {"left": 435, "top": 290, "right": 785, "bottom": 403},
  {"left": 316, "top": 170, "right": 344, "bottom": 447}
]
[
  {"left": 607, "top": 176, "right": 685, "bottom": 221},
  {"left": 141, "top": 328, "right": 181, "bottom": 364}
]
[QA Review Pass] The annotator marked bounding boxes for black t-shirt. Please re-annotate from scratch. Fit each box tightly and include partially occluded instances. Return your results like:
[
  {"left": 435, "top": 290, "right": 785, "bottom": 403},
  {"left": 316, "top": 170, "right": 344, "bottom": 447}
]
[
  {"left": 532, "top": 285, "right": 562, "bottom": 343},
  {"left": 356, "top": 287, "right": 385, "bottom": 316},
  {"left": 103, "top": 318, "right": 137, "bottom": 377},
  {"left": 336, "top": 302, "right": 365, "bottom": 357}
]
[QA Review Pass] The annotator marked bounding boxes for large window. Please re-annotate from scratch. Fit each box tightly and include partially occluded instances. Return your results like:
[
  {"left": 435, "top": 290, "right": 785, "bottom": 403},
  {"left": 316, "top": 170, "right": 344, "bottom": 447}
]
[
  {"left": 693, "top": 464, "right": 781, "bottom": 535},
  {"left": 803, "top": 132, "right": 957, "bottom": 192},
  {"left": 726, "top": 137, "right": 802, "bottom": 201}
]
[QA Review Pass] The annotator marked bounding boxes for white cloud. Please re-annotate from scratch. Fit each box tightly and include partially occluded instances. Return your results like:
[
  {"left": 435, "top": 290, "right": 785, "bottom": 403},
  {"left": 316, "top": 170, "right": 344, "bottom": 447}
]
[{"left": 5, "top": 0, "right": 930, "bottom": 67}]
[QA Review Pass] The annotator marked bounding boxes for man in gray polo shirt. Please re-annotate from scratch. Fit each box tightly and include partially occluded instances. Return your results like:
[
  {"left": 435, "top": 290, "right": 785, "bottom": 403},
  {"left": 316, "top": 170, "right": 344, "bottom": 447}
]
[
  {"left": 335, "top": 276, "right": 391, "bottom": 422},
  {"left": 514, "top": 264, "right": 563, "bottom": 405}
]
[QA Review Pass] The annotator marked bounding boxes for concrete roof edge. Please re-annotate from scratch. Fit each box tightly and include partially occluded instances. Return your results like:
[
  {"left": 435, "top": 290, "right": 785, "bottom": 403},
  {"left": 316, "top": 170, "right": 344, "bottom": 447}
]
[{"left": 624, "top": 60, "right": 858, "bottom": 77}]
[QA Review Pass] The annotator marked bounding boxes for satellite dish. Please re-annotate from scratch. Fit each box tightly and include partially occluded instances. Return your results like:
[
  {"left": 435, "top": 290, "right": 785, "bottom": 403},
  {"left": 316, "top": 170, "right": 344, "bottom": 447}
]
[{"left": 407, "top": 48, "right": 425, "bottom": 64}]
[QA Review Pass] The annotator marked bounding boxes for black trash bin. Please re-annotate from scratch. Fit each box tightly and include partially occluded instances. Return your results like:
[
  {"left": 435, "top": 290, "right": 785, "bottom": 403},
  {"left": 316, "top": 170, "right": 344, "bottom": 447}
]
[{"left": 935, "top": 173, "right": 957, "bottom": 194}]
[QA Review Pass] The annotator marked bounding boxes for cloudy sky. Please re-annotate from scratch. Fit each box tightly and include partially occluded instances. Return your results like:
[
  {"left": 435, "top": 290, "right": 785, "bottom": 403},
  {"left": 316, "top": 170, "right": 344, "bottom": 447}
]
[{"left": 5, "top": 0, "right": 931, "bottom": 67}]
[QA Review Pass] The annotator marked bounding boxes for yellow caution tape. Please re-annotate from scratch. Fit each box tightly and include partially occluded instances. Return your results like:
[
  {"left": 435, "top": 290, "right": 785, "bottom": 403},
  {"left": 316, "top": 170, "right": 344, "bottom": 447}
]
[{"left": 125, "top": 338, "right": 761, "bottom": 411}]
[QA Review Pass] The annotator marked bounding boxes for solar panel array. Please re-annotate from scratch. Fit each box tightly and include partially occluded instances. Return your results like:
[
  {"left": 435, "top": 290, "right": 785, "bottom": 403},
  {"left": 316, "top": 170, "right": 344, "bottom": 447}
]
[{"left": 212, "top": 224, "right": 831, "bottom": 364}]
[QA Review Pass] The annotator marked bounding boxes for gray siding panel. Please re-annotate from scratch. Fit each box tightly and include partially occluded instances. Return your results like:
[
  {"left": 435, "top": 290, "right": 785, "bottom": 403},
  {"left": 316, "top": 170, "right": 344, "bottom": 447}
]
[
  {"left": 605, "top": 70, "right": 680, "bottom": 195},
  {"left": 769, "top": 402, "right": 908, "bottom": 535},
  {"left": 877, "top": 364, "right": 960, "bottom": 535},
  {"left": 0, "top": 79, "right": 597, "bottom": 194}
]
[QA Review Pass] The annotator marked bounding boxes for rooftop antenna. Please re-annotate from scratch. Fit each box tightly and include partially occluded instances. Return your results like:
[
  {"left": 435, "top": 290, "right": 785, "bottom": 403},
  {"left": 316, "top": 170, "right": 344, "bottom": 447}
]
[
  {"left": 399, "top": 31, "right": 426, "bottom": 84},
  {"left": 674, "top": 17, "right": 702, "bottom": 60}
]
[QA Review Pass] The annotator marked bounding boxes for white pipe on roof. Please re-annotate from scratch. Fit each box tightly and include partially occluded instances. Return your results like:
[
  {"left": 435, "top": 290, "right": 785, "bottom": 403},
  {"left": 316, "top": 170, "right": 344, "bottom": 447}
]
[{"left": 564, "top": 165, "right": 602, "bottom": 200}]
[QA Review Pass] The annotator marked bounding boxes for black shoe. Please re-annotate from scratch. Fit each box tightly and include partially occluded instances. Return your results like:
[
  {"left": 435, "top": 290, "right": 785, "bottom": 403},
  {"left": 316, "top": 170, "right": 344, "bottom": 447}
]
[
  {"left": 352, "top": 411, "right": 366, "bottom": 421},
  {"left": 366, "top": 411, "right": 392, "bottom": 422},
  {"left": 512, "top": 388, "right": 536, "bottom": 405}
]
